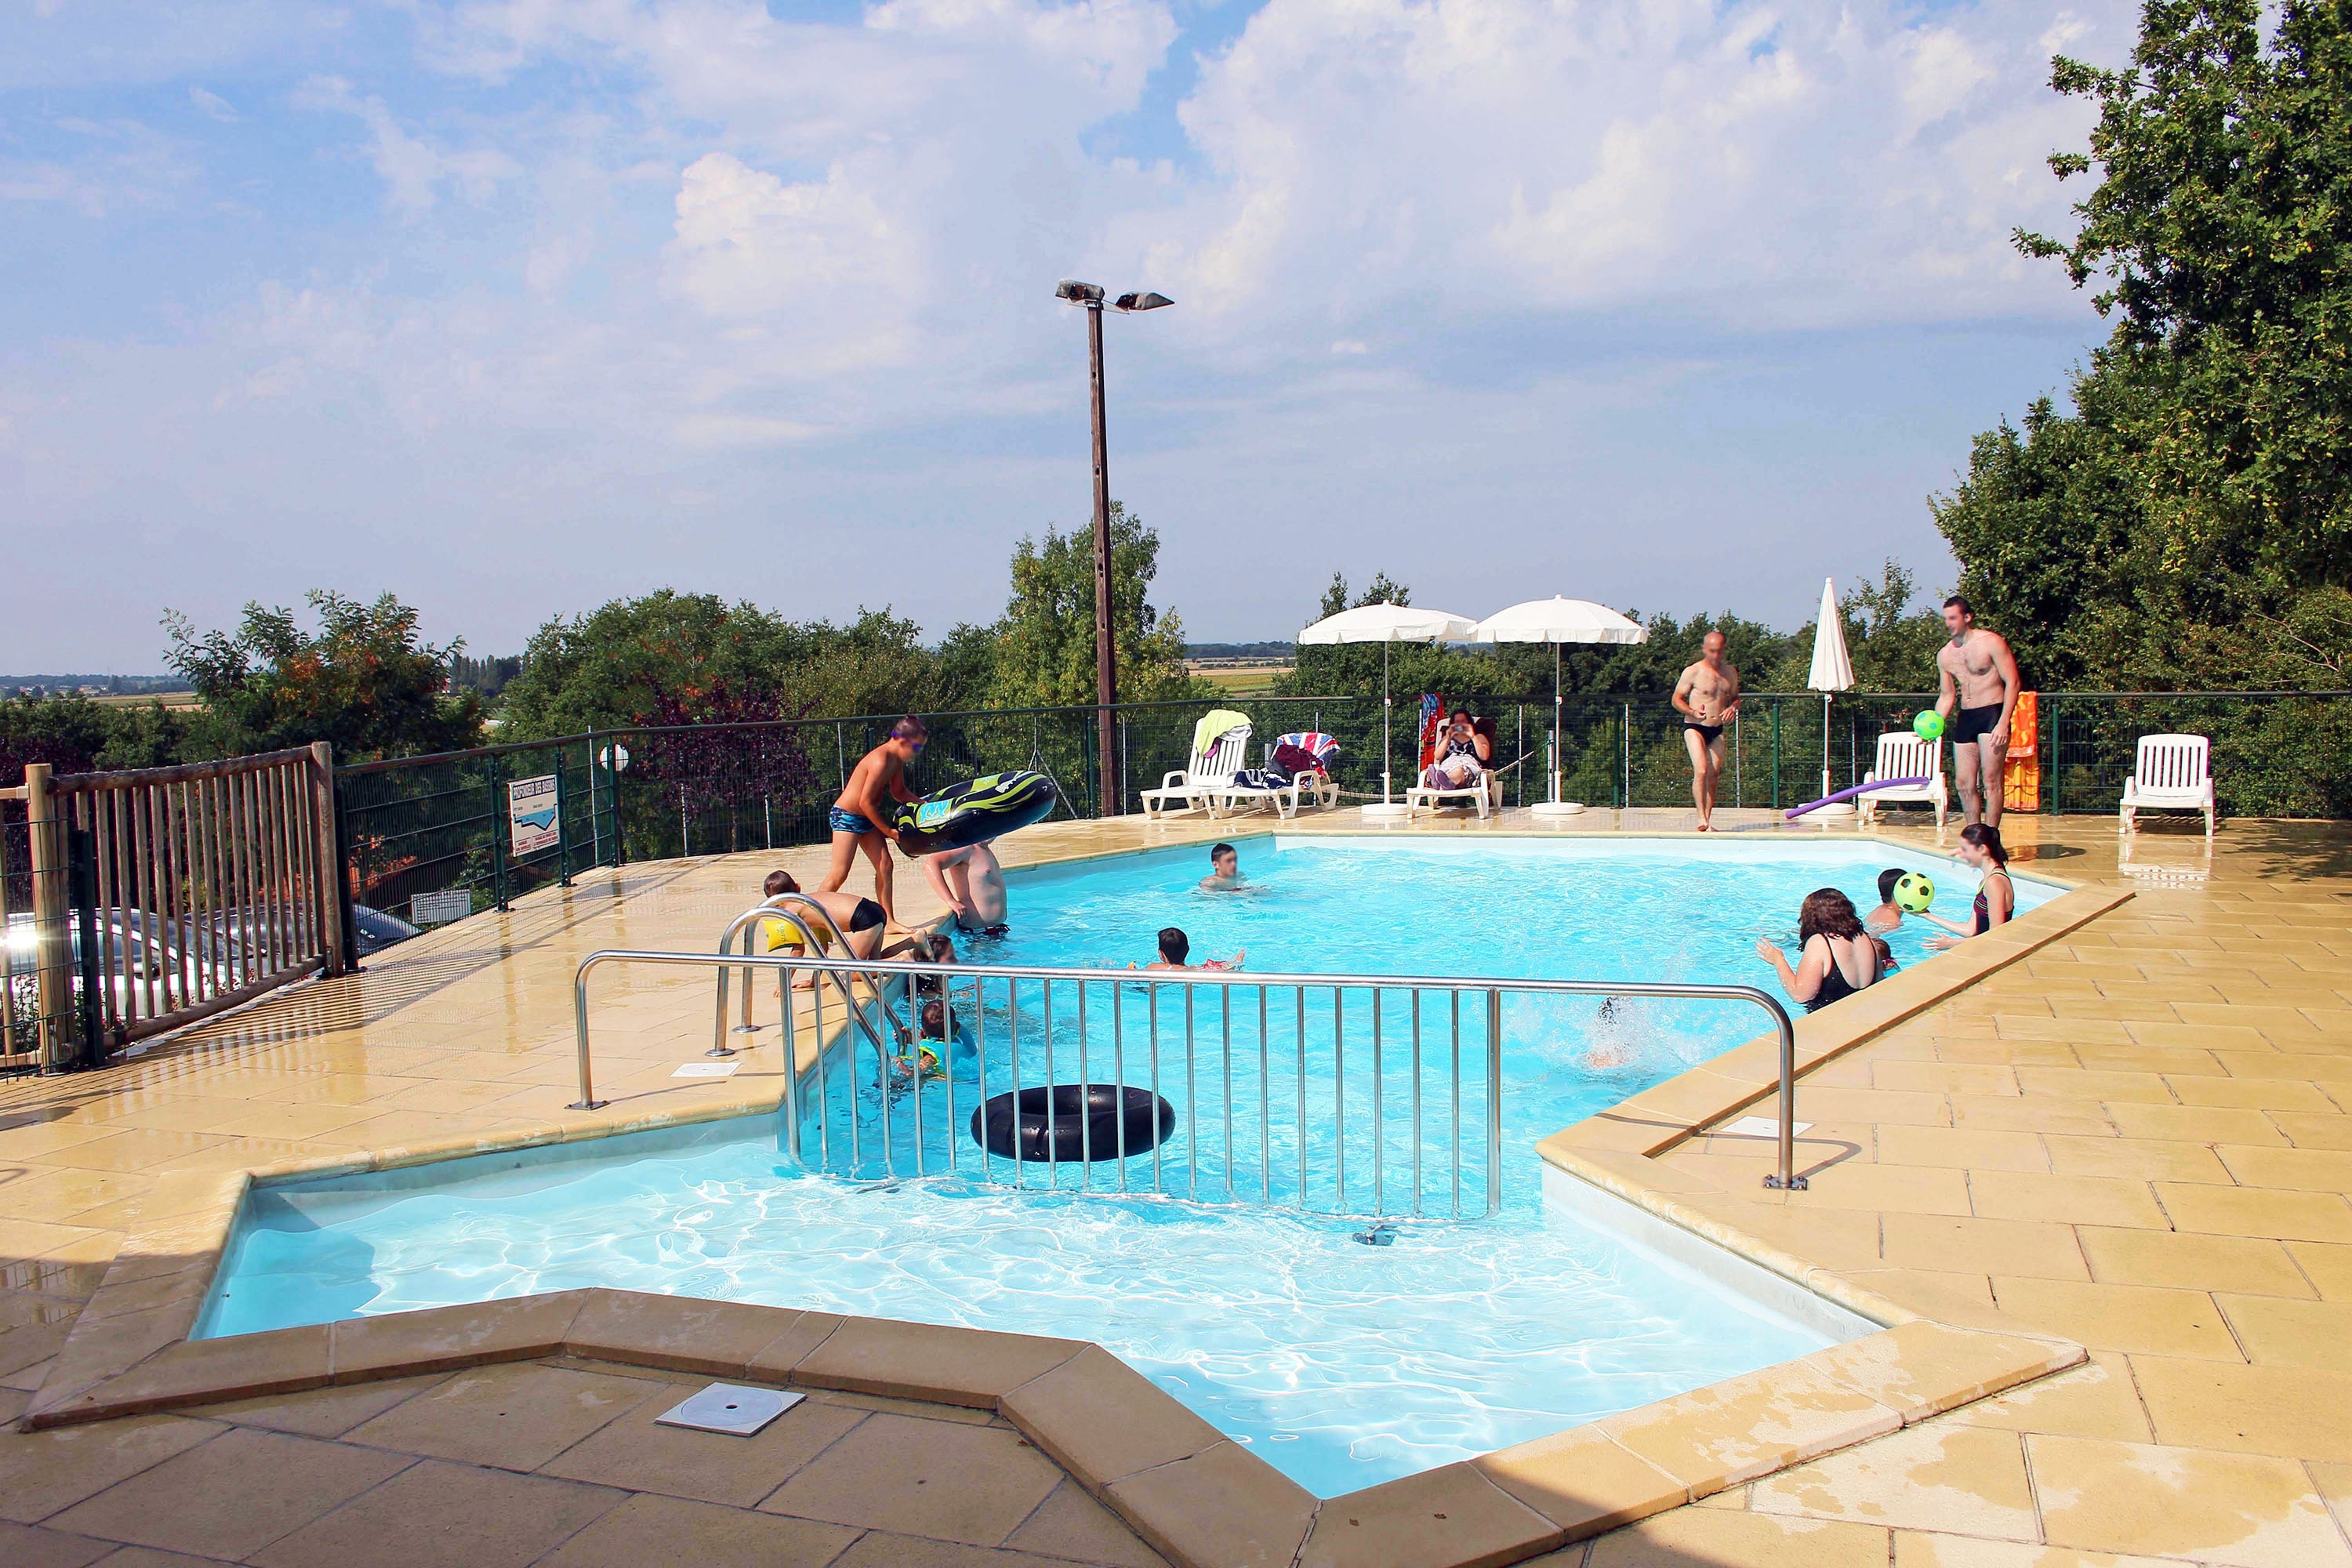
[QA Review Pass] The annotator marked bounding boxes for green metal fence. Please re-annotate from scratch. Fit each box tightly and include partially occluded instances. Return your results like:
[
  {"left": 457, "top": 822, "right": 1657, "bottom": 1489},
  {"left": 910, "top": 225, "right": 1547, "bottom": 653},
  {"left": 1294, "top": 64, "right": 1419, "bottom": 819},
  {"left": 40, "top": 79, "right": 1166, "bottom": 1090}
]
[{"left": 334, "top": 691, "right": 2351, "bottom": 930}]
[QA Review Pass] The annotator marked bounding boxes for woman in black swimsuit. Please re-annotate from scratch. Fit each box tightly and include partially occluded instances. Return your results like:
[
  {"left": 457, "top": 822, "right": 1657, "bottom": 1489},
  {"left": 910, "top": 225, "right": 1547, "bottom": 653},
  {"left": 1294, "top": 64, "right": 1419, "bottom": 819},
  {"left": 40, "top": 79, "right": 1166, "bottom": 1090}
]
[
  {"left": 1922, "top": 824, "right": 2013, "bottom": 950},
  {"left": 1754, "top": 888, "right": 1881, "bottom": 1014}
]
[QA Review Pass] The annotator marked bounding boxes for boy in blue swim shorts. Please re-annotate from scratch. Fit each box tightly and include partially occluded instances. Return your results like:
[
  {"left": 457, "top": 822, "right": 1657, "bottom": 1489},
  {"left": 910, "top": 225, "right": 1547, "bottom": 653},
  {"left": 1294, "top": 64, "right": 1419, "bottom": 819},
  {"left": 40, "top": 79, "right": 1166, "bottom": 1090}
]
[{"left": 820, "top": 714, "right": 927, "bottom": 926}]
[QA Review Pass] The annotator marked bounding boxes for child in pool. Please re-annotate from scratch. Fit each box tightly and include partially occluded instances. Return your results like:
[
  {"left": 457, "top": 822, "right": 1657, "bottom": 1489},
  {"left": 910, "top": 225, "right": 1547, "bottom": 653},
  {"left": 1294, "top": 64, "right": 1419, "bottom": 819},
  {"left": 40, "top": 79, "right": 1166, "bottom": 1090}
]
[
  {"left": 1137, "top": 927, "right": 1243, "bottom": 971},
  {"left": 1864, "top": 868, "right": 1906, "bottom": 935},
  {"left": 1199, "top": 842, "right": 1247, "bottom": 892}
]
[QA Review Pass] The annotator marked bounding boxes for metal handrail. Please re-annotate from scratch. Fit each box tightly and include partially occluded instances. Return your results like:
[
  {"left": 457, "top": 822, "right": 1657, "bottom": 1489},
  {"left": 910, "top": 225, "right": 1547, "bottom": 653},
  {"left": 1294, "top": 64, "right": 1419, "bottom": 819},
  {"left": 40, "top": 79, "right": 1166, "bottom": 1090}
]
[
  {"left": 711, "top": 896, "right": 873, "bottom": 1053},
  {"left": 572, "top": 949, "right": 1807, "bottom": 1191}
]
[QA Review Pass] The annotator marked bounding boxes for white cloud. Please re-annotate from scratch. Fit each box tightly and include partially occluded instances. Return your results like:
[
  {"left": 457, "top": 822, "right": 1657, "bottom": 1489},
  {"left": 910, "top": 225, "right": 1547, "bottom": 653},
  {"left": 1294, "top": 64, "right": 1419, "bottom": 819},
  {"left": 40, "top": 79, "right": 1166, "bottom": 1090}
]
[
  {"left": 187, "top": 84, "right": 238, "bottom": 121},
  {"left": 293, "top": 74, "right": 521, "bottom": 212}
]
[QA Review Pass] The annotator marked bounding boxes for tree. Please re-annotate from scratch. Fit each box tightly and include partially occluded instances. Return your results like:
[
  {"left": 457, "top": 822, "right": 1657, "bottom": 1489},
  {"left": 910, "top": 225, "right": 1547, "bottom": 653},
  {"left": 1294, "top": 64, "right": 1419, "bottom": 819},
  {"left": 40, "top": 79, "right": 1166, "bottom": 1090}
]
[
  {"left": 1936, "top": 0, "right": 2352, "bottom": 687},
  {"left": 162, "top": 591, "right": 483, "bottom": 763},
  {"left": 989, "top": 503, "right": 1200, "bottom": 710}
]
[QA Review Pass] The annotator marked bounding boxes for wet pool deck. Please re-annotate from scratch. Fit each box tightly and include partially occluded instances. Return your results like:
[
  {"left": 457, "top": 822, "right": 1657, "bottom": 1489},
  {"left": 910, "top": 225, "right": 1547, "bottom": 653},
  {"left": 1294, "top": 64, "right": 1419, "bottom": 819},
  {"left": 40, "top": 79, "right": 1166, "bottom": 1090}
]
[{"left": 2, "top": 804, "right": 2348, "bottom": 1566}]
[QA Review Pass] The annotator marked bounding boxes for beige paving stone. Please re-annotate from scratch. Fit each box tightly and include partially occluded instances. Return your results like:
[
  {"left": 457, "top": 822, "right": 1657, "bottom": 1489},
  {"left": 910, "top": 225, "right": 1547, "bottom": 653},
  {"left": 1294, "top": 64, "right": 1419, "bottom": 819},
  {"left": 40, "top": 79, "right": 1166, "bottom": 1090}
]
[
  {"left": 1878, "top": 1125, "right": 2051, "bottom": 1174},
  {"left": 2011, "top": 1068, "right": 2176, "bottom": 1105},
  {"left": 1297, "top": 1461, "right": 1563, "bottom": 1568},
  {"left": 1889, "top": 1531, "right": 2187, "bottom": 1566},
  {"left": 2285, "top": 1240, "right": 2352, "bottom": 1299},
  {"left": 0, "top": 1519, "right": 116, "bottom": 1568},
  {"left": 2220, "top": 1142, "right": 2352, "bottom": 1192},
  {"left": 1595, "top": 1359, "right": 1901, "bottom": 1497},
  {"left": 1874, "top": 1062, "right": 2018, "bottom": 1097},
  {"left": 1968, "top": 1171, "right": 2169, "bottom": 1230},
  {"left": 45, "top": 1425, "right": 412, "bottom": 1559},
  {"left": 2074, "top": 1043, "right": 2227, "bottom": 1076},
  {"left": 829, "top": 1533, "right": 1117, "bottom": 1568},
  {"left": 1946, "top": 1352, "right": 2152, "bottom": 1443},
  {"left": 2132, "top": 1356, "right": 2352, "bottom": 1462},
  {"left": 2078, "top": 1229, "right": 2314, "bottom": 1297},
  {"left": 790, "top": 1317, "right": 1083, "bottom": 1409},
  {"left": 1752, "top": 1421, "right": 2038, "bottom": 1539},
  {"left": 1791, "top": 1160, "right": 1974, "bottom": 1216},
  {"left": 1584, "top": 1506, "right": 1890, "bottom": 1567},
  {"left": 1882, "top": 1214, "right": 2089, "bottom": 1282},
  {"left": 2045, "top": 1134, "right": 2232, "bottom": 1184},
  {"left": 538, "top": 1377, "right": 866, "bottom": 1506},
  {"left": 757, "top": 1410, "right": 1063, "bottom": 1546},
  {"left": 328, "top": 1290, "right": 590, "bottom": 1381},
  {"left": 807, "top": 1387, "right": 1000, "bottom": 1425},
  {"left": 343, "top": 1359, "right": 659, "bottom": 1470},
  {"left": 999, "top": 1345, "right": 1222, "bottom": 1490},
  {"left": 1472, "top": 1422, "right": 1689, "bottom": 1538},
  {"left": 2107, "top": 1102, "right": 2289, "bottom": 1146},
  {"left": 1105, "top": 1440, "right": 1318, "bottom": 1568},
  {"left": 2026, "top": 1432, "right": 2352, "bottom": 1566},
  {"left": 1802, "top": 1322, "right": 2082, "bottom": 1425},
  {"left": 2215, "top": 1293, "right": 2352, "bottom": 1373},
  {"left": 1947, "top": 1096, "right": 2115, "bottom": 1137},
  {"left": 2175, "top": 1077, "right": 2341, "bottom": 1112},
  {"left": 532, "top": 1491, "right": 861, "bottom": 1568},
  {"left": 0, "top": 1414, "right": 223, "bottom": 1524},
  {"left": 1989, "top": 1278, "right": 2241, "bottom": 1360},
  {"left": 562, "top": 1289, "right": 815, "bottom": 1377},
  {"left": 2271, "top": 1110, "right": 2352, "bottom": 1149},
  {"left": 205, "top": 1373, "right": 448, "bottom": 1438},
  {"left": 2213, "top": 1050, "right": 2352, "bottom": 1082},
  {"left": 2154, "top": 1181, "right": 2352, "bottom": 1241},
  {"left": 1004, "top": 1479, "right": 1171, "bottom": 1568},
  {"left": 247, "top": 1455, "right": 626, "bottom": 1568}
]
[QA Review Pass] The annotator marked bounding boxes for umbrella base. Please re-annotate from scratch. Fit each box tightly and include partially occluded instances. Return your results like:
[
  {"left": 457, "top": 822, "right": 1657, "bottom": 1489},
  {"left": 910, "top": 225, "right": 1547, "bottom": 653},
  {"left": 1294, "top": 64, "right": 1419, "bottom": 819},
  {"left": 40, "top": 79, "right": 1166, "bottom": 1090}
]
[
  {"left": 1529, "top": 801, "right": 1588, "bottom": 817},
  {"left": 1359, "top": 802, "right": 1414, "bottom": 819}
]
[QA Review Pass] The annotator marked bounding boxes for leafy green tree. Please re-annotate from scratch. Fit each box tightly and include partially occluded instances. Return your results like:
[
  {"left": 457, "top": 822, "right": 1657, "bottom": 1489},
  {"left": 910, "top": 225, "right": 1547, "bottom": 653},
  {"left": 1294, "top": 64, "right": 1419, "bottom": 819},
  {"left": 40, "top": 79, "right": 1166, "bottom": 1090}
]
[
  {"left": 1936, "top": 0, "right": 2352, "bottom": 687},
  {"left": 988, "top": 503, "right": 1200, "bottom": 710},
  {"left": 162, "top": 591, "right": 483, "bottom": 763},
  {"left": 0, "top": 695, "right": 191, "bottom": 786}
]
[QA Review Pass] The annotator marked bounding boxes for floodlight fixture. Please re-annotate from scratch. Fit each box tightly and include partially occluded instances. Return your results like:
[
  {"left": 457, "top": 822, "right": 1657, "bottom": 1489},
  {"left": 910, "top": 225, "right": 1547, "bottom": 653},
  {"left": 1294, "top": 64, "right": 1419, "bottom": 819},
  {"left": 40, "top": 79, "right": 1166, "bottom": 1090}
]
[
  {"left": 1055, "top": 279, "right": 1105, "bottom": 305},
  {"left": 1113, "top": 291, "right": 1173, "bottom": 312}
]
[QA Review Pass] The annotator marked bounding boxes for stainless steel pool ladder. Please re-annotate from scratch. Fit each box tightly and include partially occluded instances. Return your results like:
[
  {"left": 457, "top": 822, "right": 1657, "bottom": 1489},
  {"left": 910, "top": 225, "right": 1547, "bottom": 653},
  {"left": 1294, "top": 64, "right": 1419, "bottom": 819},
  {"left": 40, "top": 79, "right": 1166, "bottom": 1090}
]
[{"left": 571, "top": 949, "right": 1809, "bottom": 1200}]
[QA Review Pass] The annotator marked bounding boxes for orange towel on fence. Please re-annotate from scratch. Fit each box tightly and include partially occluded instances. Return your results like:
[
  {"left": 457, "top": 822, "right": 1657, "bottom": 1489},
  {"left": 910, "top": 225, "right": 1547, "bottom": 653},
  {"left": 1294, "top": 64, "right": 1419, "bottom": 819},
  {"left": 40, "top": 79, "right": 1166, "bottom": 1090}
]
[{"left": 2003, "top": 691, "right": 2041, "bottom": 813}]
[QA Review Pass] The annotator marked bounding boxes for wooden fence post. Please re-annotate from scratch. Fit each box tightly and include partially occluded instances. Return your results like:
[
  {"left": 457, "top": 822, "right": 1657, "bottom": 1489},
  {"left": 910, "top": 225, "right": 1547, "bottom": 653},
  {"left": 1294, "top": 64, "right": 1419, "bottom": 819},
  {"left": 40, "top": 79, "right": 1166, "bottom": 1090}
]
[
  {"left": 24, "top": 764, "right": 66, "bottom": 1070},
  {"left": 310, "top": 742, "right": 348, "bottom": 977}
]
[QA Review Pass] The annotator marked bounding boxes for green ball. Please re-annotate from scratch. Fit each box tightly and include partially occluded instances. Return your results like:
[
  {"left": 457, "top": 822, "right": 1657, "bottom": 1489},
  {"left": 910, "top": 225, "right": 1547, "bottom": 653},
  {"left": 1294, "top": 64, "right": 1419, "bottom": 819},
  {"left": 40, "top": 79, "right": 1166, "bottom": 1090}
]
[
  {"left": 1894, "top": 872, "right": 1936, "bottom": 913},
  {"left": 1911, "top": 710, "right": 1945, "bottom": 742}
]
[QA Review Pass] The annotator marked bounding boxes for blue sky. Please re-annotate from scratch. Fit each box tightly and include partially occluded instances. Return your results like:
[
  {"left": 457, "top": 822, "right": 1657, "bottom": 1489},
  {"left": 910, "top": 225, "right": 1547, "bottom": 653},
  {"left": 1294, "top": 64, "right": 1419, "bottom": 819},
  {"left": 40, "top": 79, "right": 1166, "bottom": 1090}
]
[{"left": 1, "top": 0, "right": 2133, "bottom": 670}]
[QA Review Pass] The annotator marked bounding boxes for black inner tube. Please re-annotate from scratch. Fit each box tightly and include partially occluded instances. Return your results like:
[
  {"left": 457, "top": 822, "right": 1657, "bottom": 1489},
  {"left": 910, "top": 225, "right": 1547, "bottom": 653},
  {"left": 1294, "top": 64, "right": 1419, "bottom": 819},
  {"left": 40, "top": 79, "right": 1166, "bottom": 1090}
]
[{"left": 971, "top": 1084, "right": 1177, "bottom": 1163}]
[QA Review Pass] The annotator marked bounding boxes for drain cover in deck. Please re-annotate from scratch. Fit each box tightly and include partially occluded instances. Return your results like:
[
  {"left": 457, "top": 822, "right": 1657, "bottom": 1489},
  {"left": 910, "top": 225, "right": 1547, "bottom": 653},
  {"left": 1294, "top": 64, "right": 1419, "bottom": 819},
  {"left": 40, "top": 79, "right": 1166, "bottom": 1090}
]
[{"left": 655, "top": 1383, "right": 801, "bottom": 1436}]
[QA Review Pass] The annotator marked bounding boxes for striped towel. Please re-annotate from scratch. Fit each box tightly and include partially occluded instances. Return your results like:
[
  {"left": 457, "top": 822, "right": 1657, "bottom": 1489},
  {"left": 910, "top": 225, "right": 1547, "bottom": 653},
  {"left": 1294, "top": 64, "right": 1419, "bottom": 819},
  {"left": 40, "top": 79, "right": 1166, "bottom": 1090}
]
[{"left": 1273, "top": 731, "right": 1340, "bottom": 761}]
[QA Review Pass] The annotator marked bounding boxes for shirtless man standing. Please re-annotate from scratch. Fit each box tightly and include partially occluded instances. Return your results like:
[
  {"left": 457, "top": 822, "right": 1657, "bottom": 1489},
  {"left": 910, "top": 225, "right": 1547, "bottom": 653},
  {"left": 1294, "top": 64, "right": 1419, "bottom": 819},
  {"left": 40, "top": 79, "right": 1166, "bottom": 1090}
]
[
  {"left": 1671, "top": 630, "right": 1741, "bottom": 831},
  {"left": 821, "top": 714, "right": 926, "bottom": 925},
  {"left": 1933, "top": 597, "right": 2023, "bottom": 829},
  {"left": 920, "top": 840, "right": 1007, "bottom": 935}
]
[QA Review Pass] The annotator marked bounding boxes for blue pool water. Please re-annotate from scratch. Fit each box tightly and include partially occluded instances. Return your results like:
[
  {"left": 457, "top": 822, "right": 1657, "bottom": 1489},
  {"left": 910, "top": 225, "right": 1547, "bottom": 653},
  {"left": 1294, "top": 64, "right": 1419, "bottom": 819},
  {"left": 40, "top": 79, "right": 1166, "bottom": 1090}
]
[{"left": 203, "top": 836, "right": 2051, "bottom": 1495}]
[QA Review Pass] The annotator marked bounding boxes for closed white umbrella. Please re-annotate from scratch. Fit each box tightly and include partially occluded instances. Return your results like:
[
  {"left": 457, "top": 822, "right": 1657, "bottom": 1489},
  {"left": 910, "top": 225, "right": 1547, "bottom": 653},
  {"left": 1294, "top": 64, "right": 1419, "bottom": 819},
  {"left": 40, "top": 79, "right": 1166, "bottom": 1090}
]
[
  {"left": 1806, "top": 577, "right": 1856, "bottom": 817},
  {"left": 1467, "top": 597, "right": 1647, "bottom": 814},
  {"left": 1299, "top": 603, "right": 1477, "bottom": 815}
]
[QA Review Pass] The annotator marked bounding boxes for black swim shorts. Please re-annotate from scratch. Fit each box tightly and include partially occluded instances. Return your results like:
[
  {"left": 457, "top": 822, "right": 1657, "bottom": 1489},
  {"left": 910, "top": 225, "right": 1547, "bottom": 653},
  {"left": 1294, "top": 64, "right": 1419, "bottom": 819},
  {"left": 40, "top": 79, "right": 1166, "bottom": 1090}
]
[
  {"left": 1682, "top": 720, "right": 1724, "bottom": 745},
  {"left": 1950, "top": 703, "right": 2005, "bottom": 745},
  {"left": 848, "top": 898, "right": 885, "bottom": 933}
]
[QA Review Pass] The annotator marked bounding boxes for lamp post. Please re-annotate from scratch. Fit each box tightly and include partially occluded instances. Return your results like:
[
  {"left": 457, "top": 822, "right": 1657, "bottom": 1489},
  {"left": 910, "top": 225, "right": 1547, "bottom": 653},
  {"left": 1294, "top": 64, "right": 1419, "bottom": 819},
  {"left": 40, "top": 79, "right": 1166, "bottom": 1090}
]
[{"left": 1057, "top": 280, "right": 1171, "bottom": 817}]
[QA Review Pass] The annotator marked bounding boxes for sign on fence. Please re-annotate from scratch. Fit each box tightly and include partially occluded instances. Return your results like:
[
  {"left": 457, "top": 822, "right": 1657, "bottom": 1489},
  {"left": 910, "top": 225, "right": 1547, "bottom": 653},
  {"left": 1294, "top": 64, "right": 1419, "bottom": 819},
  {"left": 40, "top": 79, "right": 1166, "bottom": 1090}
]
[
  {"left": 507, "top": 775, "right": 561, "bottom": 858},
  {"left": 410, "top": 888, "right": 473, "bottom": 927}
]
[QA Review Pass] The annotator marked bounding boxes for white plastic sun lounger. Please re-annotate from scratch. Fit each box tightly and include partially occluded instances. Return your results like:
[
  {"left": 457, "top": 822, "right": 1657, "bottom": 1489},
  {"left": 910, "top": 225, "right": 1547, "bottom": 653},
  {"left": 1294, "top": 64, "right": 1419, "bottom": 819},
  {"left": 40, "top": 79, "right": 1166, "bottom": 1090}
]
[
  {"left": 1140, "top": 726, "right": 1252, "bottom": 820},
  {"left": 1857, "top": 732, "right": 1949, "bottom": 829},
  {"left": 1406, "top": 768, "right": 1498, "bottom": 820},
  {"left": 2120, "top": 733, "right": 2216, "bottom": 840}
]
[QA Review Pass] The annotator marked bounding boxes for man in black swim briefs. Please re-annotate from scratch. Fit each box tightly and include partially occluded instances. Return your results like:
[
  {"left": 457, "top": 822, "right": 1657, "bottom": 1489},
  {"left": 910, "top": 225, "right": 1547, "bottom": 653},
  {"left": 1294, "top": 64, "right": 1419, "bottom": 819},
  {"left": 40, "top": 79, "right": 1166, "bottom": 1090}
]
[
  {"left": 1671, "top": 630, "right": 1741, "bottom": 832},
  {"left": 1933, "top": 597, "right": 2023, "bottom": 830}
]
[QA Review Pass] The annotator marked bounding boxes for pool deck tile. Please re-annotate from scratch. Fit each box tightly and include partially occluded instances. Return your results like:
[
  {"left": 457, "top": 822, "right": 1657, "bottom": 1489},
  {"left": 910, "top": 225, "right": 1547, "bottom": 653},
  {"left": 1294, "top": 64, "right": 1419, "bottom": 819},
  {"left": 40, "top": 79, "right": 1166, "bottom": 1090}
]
[
  {"left": 326, "top": 1290, "right": 590, "bottom": 1385},
  {"left": 1469, "top": 1421, "right": 1690, "bottom": 1539},
  {"left": 561, "top": 1287, "right": 820, "bottom": 1377},
  {"left": 1103, "top": 1438, "right": 1318, "bottom": 1568},
  {"left": 998, "top": 1344, "right": 1225, "bottom": 1491},
  {"left": 789, "top": 1316, "right": 1086, "bottom": 1410},
  {"left": 1295, "top": 1461, "right": 1563, "bottom": 1568}
]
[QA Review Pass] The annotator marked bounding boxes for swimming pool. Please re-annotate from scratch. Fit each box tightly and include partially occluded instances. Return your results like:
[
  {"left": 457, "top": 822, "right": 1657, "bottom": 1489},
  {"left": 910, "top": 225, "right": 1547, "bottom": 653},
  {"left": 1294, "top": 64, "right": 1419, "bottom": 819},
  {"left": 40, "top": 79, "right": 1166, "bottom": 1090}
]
[{"left": 201, "top": 835, "right": 2050, "bottom": 1496}]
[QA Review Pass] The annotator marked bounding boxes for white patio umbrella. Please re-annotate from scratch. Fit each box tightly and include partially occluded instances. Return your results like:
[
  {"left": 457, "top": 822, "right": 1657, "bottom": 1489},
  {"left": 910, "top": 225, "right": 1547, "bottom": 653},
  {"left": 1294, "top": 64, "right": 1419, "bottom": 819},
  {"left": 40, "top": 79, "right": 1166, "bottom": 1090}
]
[
  {"left": 1298, "top": 602, "right": 1478, "bottom": 816},
  {"left": 1806, "top": 576, "right": 1857, "bottom": 818},
  {"left": 1467, "top": 597, "right": 1647, "bottom": 815}
]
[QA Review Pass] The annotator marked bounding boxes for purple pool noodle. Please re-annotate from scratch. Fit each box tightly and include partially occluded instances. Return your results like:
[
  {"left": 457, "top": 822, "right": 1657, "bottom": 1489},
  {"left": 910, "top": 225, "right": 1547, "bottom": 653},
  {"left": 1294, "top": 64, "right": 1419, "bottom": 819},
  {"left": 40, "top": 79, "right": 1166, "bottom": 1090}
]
[{"left": 1784, "top": 778, "right": 1930, "bottom": 820}]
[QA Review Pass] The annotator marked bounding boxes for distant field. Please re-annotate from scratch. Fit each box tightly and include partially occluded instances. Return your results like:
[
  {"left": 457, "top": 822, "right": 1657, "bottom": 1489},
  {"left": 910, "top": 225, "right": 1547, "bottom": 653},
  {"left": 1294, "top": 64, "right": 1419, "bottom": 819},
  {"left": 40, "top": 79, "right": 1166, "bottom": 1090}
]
[
  {"left": 88, "top": 691, "right": 203, "bottom": 710},
  {"left": 1189, "top": 659, "right": 1293, "bottom": 695}
]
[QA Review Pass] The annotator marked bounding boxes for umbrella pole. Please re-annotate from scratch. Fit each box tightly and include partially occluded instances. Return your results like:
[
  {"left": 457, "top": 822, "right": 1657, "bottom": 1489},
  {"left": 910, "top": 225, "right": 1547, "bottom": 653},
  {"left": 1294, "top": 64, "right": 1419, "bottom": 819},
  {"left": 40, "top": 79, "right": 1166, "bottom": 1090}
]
[
  {"left": 1552, "top": 643, "right": 1563, "bottom": 804},
  {"left": 1382, "top": 641, "right": 1393, "bottom": 804}
]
